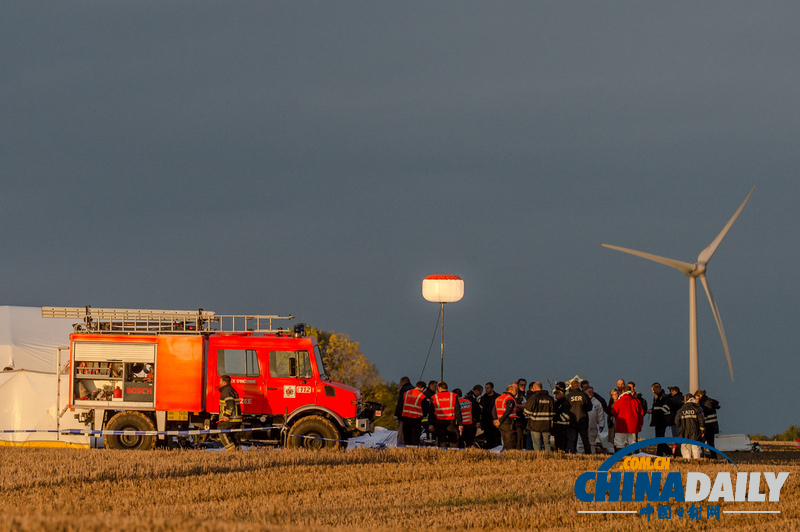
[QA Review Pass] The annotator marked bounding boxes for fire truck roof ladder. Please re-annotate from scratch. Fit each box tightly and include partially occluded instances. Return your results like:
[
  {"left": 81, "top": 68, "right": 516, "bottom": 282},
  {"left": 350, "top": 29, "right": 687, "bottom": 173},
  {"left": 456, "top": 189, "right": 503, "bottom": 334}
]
[{"left": 41, "top": 306, "right": 295, "bottom": 335}]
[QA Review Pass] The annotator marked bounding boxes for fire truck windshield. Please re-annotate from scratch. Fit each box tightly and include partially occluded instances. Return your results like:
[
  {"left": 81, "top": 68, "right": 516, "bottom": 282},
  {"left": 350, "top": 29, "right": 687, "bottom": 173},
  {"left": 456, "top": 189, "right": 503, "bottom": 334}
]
[{"left": 313, "top": 344, "right": 328, "bottom": 380}]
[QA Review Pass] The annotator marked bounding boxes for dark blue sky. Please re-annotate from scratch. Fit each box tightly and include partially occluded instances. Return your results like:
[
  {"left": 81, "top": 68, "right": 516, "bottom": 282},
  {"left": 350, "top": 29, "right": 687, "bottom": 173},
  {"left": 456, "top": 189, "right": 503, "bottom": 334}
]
[{"left": 2, "top": 3, "right": 797, "bottom": 436}]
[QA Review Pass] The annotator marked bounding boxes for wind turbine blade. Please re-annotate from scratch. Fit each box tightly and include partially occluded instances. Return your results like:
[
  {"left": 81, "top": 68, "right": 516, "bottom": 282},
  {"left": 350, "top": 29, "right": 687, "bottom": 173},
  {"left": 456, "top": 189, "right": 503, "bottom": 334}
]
[
  {"left": 697, "top": 186, "right": 754, "bottom": 264},
  {"left": 699, "top": 274, "right": 734, "bottom": 381},
  {"left": 601, "top": 244, "right": 696, "bottom": 275}
]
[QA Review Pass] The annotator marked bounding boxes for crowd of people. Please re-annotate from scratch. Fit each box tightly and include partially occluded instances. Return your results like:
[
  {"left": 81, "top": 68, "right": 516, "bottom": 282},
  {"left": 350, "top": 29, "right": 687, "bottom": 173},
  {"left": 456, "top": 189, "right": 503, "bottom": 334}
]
[{"left": 393, "top": 376, "right": 722, "bottom": 460}]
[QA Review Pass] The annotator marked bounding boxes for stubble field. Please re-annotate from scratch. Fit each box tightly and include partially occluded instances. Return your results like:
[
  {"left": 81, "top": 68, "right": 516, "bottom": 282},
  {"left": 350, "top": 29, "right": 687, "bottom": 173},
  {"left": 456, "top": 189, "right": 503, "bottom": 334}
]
[{"left": 1, "top": 445, "right": 797, "bottom": 531}]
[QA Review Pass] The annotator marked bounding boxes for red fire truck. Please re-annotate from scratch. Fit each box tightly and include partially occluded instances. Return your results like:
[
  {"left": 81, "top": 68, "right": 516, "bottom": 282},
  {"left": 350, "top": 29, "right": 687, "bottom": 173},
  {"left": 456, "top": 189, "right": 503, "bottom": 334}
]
[{"left": 42, "top": 306, "right": 380, "bottom": 450}]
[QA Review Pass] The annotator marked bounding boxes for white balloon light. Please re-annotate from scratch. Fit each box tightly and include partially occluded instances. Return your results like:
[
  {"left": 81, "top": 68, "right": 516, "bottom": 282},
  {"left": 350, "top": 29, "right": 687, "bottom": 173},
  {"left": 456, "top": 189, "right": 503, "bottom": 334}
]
[
  {"left": 422, "top": 275, "right": 464, "bottom": 382},
  {"left": 422, "top": 275, "right": 464, "bottom": 303}
]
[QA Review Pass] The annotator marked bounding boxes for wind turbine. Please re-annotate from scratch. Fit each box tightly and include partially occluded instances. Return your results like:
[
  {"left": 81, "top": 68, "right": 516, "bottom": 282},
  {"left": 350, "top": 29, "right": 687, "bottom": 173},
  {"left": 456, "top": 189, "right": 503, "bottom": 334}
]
[{"left": 602, "top": 187, "right": 754, "bottom": 393}]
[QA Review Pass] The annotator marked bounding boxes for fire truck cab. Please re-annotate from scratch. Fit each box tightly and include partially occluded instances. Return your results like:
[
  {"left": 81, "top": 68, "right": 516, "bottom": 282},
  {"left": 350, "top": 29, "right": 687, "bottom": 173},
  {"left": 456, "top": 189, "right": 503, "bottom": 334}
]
[{"left": 43, "top": 306, "right": 380, "bottom": 450}]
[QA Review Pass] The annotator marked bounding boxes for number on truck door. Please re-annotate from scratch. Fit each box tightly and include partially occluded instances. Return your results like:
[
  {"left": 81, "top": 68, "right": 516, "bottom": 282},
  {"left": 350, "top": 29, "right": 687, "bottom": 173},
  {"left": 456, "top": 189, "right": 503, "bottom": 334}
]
[{"left": 265, "top": 350, "right": 316, "bottom": 415}]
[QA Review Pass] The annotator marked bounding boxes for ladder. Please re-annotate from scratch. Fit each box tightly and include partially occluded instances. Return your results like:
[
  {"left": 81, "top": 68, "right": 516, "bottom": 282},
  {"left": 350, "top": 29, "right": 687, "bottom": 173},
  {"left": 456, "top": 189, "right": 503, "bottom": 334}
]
[{"left": 41, "top": 306, "right": 295, "bottom": 335}]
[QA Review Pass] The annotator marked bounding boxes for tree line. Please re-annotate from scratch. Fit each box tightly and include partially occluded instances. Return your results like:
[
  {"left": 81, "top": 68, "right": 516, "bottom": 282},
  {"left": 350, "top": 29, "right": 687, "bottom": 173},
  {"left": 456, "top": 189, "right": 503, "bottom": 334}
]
[{"left": 750, "top": 425, "right": 800, "bottom": 442}]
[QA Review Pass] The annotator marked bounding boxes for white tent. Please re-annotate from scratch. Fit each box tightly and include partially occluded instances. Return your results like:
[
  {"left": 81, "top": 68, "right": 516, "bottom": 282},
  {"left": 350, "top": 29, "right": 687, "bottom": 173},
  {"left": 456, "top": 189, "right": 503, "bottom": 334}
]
[
  {"left": 0, "top": 370, "right": 88, "bottom": 447},
  {"left": 0, "top": 306, "right": 76, "bottom": 372},
  {"left": 0, "top": 306, "right": 89, "bottom": 447}
]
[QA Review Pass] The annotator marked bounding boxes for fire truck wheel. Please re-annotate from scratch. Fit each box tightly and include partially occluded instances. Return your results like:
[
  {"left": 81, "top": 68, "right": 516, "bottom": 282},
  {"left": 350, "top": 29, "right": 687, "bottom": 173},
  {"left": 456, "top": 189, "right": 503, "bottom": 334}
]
[
  {"left": 104, "top": 411, "right": 156, "bottom": 451},
  {"left": 286, "top": 415, "right": 342, "bottom": 450}
]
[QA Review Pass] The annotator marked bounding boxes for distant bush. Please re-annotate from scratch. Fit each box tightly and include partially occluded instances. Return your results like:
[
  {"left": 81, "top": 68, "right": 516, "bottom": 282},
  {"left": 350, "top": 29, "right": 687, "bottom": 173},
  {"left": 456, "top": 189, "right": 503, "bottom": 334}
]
[{"left": 750, "top": 424, "right": 800, "bottom": 442}]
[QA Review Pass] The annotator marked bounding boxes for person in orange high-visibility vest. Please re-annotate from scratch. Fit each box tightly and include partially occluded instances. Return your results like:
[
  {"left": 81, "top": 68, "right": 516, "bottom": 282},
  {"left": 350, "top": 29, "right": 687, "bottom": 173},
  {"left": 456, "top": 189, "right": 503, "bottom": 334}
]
[
  {"left": 493, "top": 384, "right": 518, "bottom": 451},
  {"left": 400, "top": 381, "right": 427, "bottom": 446},
  {"left": 428, "top": 381, "right": 462, "bottom": 448},
  {"left": 454, "top": 388, "right": 477, "bottom": 448}
]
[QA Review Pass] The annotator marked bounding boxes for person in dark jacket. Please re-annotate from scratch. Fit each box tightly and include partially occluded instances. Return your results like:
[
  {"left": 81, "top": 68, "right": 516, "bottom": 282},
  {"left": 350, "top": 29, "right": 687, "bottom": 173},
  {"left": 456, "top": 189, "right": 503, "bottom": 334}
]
[
  {"left": 423, "top": 380, "right": 438, "bottom": 402},
  {"left": 465, "top": 384, "right": 483, "bottom": 424},
  {"left": 394, "top": 376, "right": 413, "bottom": 445},
  {"left": 675, "top": 394, "right": 705, "bottom": 460},
  {"left": 514, "top": 379, "right": 527, "bottom": 449},
  {"left": 524, "top": 382, "right": 554, "bottom": 451},
  {"left": 666, "top": 386, "right": 684, "bottom": 457},
  {"left": 566, "top": 380, "right": 593, "bottom": 454},
  {"left": 217, "top": 375, "right": 242, "bottom": 451},
  {"left": 648, "top": 383, "right": 671, "bottom": 456},
  {"left": 695, "top": 390, "right": 721, "bottom": 459},
  {"left": 479, "top": 382, "right": 501, "bottom": 449},
  {"left": 462, "top": 385, "right": 482, "bottom": 447},
  {"left": 551, "top": 388, "right": 570, "bottom": 452},
  {"left": 666, "top": 387, "right": 683, "bottom": 433},
  {"left": 493, "top": 384, "right": 518, "bottom": 451},
  {"left": 421, "top": 380, "right": 438, "bottom": 442}
]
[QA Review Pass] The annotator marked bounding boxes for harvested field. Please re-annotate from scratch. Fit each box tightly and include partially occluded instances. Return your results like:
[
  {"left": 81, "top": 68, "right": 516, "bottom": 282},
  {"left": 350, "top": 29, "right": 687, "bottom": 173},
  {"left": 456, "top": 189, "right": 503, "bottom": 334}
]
[{"left": 1, "top": 446, "right": 797, "bottom": 531}]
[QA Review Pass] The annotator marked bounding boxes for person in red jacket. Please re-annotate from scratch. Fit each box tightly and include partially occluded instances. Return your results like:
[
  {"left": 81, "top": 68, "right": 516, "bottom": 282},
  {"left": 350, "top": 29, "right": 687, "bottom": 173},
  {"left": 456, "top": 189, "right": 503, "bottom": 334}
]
[{"left": 610, "top": 385, "right": 644, "bottom": 452}]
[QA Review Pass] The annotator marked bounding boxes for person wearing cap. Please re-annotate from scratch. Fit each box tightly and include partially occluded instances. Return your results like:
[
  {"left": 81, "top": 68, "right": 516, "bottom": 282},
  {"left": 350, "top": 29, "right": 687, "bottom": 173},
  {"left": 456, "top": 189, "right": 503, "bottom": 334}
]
[
  {"left": 694, "top": 390, "right": 721, "bottom": 459},
  {"left": 493, "top": 384, "right": 518, "bottom": 451},
  {"left": 675, "top": 393, "right": 705, "bottom": 460},
  {"left": 551, "top": 387, "right": 570, "bottom": 452}
]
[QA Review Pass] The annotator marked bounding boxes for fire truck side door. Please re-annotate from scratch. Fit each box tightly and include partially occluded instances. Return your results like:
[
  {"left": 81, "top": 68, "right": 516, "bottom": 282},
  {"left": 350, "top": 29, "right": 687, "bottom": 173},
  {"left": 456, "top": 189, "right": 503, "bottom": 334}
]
[
  {"left": 265, "top": 350, "right": 317, "bottom": 416},
  {"left": 212, "top": 345, "right": 266, "bottom": 414}
]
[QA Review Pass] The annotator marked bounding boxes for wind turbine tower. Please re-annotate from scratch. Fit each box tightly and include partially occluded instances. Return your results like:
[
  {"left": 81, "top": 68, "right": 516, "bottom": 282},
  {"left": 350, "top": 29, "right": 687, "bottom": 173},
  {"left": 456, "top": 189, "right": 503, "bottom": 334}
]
[{"left": 602, "top": 187, "right": 754, "bottom": 393}]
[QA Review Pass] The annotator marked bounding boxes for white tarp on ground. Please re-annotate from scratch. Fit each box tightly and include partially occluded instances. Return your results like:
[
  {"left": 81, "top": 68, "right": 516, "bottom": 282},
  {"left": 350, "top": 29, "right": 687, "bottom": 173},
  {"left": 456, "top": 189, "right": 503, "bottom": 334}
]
[
  {"left": 714, "top": 434, "right": 753, "bottom": 452},
  {"left": 0, "top": 306, "right": 76, "bottom": 373},
  {"left": 347, "top": 426, "right": 398, "bottom": 448},
  {"left": 0, "top": 370, "right": 89, "bottom": 447}
]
